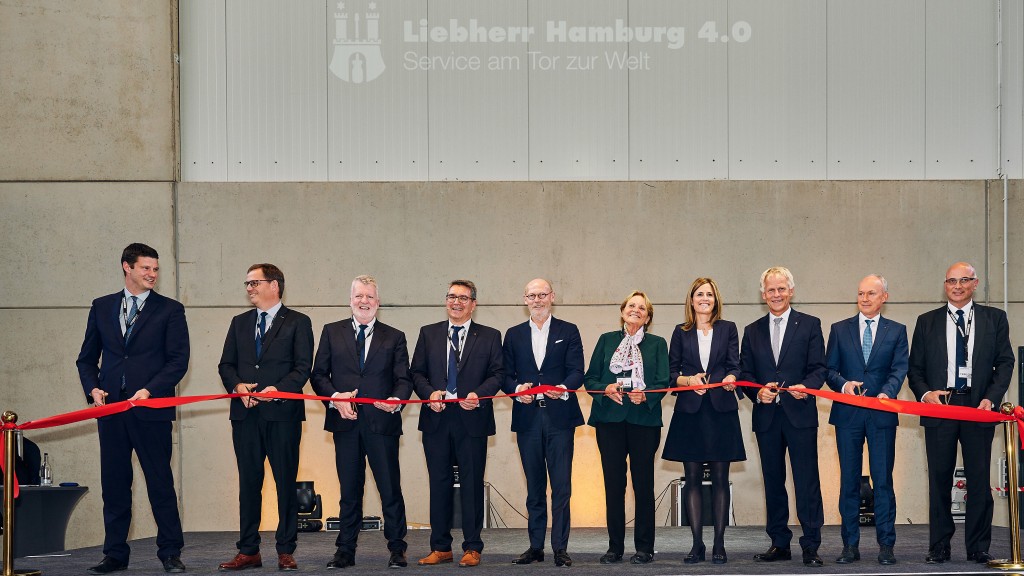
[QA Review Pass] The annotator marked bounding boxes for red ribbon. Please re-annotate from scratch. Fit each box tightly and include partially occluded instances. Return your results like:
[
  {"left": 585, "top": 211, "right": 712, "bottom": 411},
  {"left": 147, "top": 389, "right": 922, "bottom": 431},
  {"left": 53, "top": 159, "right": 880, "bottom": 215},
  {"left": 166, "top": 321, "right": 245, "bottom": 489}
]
[{"left": 1, "top": 421, "right": 19, "bottom": 498}]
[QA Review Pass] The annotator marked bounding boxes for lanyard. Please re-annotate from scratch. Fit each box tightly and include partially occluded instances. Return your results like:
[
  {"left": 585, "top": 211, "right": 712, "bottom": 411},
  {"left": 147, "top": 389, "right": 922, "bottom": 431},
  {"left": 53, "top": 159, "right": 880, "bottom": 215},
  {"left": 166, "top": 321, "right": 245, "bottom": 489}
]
[
  {"left": 121, "top": 295, "right": 146, "bottom": 332},
  {"left": 946, "top": 306, "right": 974, "bottom": 362}
]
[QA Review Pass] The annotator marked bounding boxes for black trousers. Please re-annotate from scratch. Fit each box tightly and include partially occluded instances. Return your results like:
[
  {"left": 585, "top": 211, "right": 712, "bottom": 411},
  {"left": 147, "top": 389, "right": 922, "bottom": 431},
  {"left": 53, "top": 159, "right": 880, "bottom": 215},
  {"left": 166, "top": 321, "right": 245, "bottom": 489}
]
[
  {"left": 594, "top": 421, "right": 661, "bottom": 555},
  {"left": 231, "top": 415, "right": 301, "bottom": 555},
  {"left": 422, "top": 408, "right": 488, "bottom": 553},
  {"left": 333, "top": 422, "right": 407, "bottom": 555},
  {"left": 924, "top": 393, "right": 995, "bottom": 554},
  {"left": 754, "top": 412, "right": 823, "bottom": 551},
  {"left": 516, "top": 407, "right": 575, "bottom": 551},
  {"left": 97, "top": 412, "right": 184, "bottom": 563}
]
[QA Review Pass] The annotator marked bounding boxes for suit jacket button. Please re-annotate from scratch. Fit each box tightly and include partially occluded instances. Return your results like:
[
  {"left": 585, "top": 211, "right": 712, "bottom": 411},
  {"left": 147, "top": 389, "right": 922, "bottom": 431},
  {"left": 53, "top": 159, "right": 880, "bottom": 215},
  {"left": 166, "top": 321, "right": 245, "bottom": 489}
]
[
  {"left": 255, "top": 365, "right": 260, "bottom": 369},
  {"left": 124, "top": 355, "right": 129, "bottom": 359}
]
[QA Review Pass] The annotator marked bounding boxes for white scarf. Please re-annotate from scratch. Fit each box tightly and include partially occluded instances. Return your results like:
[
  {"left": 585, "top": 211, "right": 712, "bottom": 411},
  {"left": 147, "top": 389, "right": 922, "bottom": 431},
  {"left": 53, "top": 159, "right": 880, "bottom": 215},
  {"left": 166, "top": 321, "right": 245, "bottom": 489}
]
[{"left": 609, "top": 327, "right": 646, "bottom": 390}]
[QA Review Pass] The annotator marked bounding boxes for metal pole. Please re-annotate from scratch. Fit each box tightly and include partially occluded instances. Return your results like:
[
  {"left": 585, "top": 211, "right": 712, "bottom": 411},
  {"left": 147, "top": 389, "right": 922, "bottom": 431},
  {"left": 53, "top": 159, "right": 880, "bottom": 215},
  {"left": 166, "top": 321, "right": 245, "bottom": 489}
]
[
  {"left": 989, "top": 403, "right": 1024, "bottom": 569},
  {"left": 2, "top": 411, "right": 40, "bottom": 576}
]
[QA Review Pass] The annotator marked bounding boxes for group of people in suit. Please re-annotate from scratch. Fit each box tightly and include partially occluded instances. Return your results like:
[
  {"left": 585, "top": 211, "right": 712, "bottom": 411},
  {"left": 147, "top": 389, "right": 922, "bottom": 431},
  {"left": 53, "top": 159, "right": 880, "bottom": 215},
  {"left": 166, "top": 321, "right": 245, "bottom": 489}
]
[{"left": 75, "top": 243, "right": 1013, "bottom": 573}]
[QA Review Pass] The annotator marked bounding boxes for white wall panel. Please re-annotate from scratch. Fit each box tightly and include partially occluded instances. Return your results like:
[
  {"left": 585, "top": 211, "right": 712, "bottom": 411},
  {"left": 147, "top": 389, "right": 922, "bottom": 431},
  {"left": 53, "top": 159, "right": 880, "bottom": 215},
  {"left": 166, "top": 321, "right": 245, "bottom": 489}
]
[
  {"left": 427, "top": 0, "right": 529, "bottom": 180},
  {"left": 226, "top": 0, "right": 328, "bottom": 181},
  {"left": 1000, "top": 0, "right": 1023, "bottom": 178},
  {"left": 628, "top": 0, "right": 728, "bottom": 180},
  {"left": 728, "top": 0, "right": 826, "bottom": 180},
  {"left": 926, "top": 0, "right": 998, "bottom": 179},
  {"left": 180, "top": 0, "right": 228, "bottom": 181},
  {"left": 827, "top": 0, "right": 925, "bottom": 179},
  {"left": 327, "top": 0, "right": 428, "bottom": 181},
  {"left": 527, "top": 0, "right": 629, "bottom": 180}
]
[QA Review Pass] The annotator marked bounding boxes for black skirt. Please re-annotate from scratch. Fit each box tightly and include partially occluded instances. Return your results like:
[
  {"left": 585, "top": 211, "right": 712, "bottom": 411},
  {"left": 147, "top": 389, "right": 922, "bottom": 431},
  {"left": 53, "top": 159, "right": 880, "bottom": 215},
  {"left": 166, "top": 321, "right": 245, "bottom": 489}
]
[{"left": 661, "top": 395, "right": 746, "bottom": 463}]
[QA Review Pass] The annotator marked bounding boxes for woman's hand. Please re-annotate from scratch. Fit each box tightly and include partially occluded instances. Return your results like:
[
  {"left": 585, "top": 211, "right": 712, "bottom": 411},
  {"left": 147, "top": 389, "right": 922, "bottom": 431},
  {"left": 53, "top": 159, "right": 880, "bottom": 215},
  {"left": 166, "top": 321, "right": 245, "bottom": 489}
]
[
  {"left": 604, "top": 383, "right": 624, "bottom": 405},
  {"left": 627, "top": 389, "right": 646, "bottom": 404},
  {"left": 723, "top": 375, "right": 737, "bottom": 392}
]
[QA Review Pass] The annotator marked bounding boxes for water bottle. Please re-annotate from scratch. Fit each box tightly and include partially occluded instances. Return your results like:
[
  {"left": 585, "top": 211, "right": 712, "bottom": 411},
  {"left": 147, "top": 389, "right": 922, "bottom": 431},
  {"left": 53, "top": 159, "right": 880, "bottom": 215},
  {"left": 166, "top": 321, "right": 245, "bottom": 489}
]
[{"left": 40, "top": 452, "right": 53, "bottom": 486}]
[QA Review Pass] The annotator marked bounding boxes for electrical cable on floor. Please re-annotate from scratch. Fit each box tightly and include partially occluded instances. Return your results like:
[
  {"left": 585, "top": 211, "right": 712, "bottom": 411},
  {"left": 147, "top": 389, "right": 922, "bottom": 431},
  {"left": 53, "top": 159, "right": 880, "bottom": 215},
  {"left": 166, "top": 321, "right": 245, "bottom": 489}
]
[
  {"left": 626, "top": 480, "right": 673, "bottom": 526},
  {"left": 487, "top": 483, "right": 530, "bottom": 522}
]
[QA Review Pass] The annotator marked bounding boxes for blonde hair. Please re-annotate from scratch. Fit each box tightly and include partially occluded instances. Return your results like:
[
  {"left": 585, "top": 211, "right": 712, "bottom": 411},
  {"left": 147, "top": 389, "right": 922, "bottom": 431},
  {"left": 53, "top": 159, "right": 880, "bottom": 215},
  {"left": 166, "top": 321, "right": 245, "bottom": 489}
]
[
  {"left": 759, "top": 266, "right": 795, "bottom": 293},
  {"left": 682, "top": 277, "right": 723, "bottom": 331},
  {"left": 619, "top": 290, "right": 654, "bottom": 330}
]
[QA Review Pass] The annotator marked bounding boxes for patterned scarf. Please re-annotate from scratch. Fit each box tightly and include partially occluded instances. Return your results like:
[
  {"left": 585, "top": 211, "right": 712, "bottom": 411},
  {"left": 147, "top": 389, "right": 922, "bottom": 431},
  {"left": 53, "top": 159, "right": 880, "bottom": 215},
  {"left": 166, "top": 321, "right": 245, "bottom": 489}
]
[{"left": 609, "top": 327, "right": 646, "bottom": 390}]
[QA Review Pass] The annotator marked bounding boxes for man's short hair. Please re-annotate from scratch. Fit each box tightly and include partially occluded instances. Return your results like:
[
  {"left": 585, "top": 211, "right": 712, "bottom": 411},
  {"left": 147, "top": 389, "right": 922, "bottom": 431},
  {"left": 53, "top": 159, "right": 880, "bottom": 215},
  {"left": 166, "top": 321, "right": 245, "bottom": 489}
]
[
  {"left": 865, "top": 273, "right": 888, "bottom": 293},
  {"left": 121, "top": 243, "right": 159, "bottom": 275},
  {"left": 248, "top": 263, "right": 286, "bottom": 299},
  {"left": 449, "top": 280, "right": 477, "bottom": 300},
  {"left": 352, "top": 274, "right": 378, "bottom": 297},
  {"left": 759, "top": 266, "right": 795, "bottom": 293}
]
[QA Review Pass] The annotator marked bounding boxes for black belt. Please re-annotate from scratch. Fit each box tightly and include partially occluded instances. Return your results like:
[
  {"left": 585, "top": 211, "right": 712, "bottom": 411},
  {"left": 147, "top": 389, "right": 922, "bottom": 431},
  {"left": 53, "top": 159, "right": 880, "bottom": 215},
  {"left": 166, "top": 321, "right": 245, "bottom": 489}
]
[{"left": 948, "top": 388, "right": 972, "bottom": 395}]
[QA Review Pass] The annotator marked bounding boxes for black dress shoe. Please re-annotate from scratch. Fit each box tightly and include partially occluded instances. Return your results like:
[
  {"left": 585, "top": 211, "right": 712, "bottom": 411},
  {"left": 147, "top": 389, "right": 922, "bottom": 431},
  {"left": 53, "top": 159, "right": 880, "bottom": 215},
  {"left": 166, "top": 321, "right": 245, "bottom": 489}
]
[
  {"left": 388, "top": 551, "right": 407, "bottom": 568},
  {"left": 835, "top": 545, "right": 859, "bottom": 564},
  {"left": 553, "top": 550, "right": 573, "bottom": 567},
  {"left": 629, "top": 552, "right": 654, "bottom": 565},
  {"left": 598, "top": 552, "right": 623, "bottom": 564},
  {"left": 925, "top": 546, "right": 950, "bottom": 564},
  {"left": 683, "top": 544, "right": 705, "bottom": 564},
  {"left": 163, "top": 556, "right": 187, "bottom": 573},
  {"left": 969, "top": 551, "right": 994, "bottom": 563},
  {"left": 711, "top": 547, "right": 727, "bottom": 565},
  {"left": 754, "top": 546, "right": 792, "bottom": 562},
  {"left": 802, "top": 548, "right": 823, "bottom": 567},
  {"left": 512, "top": 547, "right": 545, "bottom": 565},
  {"left": 88, "top": 557, "right": 128, "bottom": 575},
  {"left": 877, "top": 545, "right": 896, "bottom": 565},
  {"left": 327, "top": 551, "right": 355, "bottom": 569}
]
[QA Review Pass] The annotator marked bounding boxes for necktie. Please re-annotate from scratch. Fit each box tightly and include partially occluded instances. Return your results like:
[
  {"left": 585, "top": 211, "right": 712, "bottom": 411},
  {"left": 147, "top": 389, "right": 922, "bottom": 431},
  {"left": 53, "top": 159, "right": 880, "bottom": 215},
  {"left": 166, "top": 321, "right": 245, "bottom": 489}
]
[
  {"left": 772, "top": 317, "right": 783, "bottom": 363},
  {"left": 862, "top": 319, "right": 874, "bottom": 363},
  {"left": 955, "top": 310, "right": 967, "bottom": 391},
  {"left": 124, "top": 296, "right": 139, "bottom": 342},
  {"left": 447, "top": 326, "right": 462, "bottom": 396},
  {"left": 256, "top": 311, "right": 267, "bottom": 357},
  {"left": 357, "top": 324, "right": 368, "bottom": 370}
]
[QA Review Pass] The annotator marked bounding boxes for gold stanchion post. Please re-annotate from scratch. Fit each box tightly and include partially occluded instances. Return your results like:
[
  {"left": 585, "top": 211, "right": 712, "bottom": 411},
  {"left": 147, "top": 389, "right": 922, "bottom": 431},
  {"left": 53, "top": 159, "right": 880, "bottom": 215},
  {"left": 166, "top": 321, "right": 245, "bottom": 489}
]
[
  {"left": 989, "top": 403, "right": 1024, "bottom": 570},
  {"left": 2, "top": 411, "right": 40, "bottom": 576}
]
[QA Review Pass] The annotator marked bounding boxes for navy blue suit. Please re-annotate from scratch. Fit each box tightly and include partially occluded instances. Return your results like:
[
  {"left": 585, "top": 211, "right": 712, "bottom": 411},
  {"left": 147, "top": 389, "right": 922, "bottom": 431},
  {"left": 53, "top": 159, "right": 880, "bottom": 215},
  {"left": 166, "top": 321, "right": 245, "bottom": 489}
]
[
  {"left": 740, "top": 309, "right": 826, "bottom": 552},
  {"left": 76, "top": 290, "right": 189, "bottom": 564},
  {"left": 668, "top": 320, "right": 741, "bottom": 415},
  {"left": 501, "top": 317, "right": 584, "bottom": 552},
  {"left": 825, "top": 315, "right": 908, "bottom": 549}
]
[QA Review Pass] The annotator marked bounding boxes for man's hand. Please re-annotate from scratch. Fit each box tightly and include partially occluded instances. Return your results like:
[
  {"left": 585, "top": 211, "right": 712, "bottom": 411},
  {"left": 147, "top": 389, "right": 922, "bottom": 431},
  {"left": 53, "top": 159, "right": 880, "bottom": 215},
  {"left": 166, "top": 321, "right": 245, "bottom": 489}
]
[
  {"left": 877, "top": 393, "right": 890, "bottom": 400},
  {"left": 978, "top": 398, "right": 993, "bottom": 411},
  {"left": 604, "top": 383, "right": 624, "bottom": 405},
  {"left": 460, "top": 392, "right": 480, "bottom": 410},
  {"left": 90, "top": 387, "right": 109, "bottom": 406},
  {"left": 516, "top": 383, "right": 535, "bottom": 404},
  {"left": 333, "top": 389, "right": 358, "bottom": 420},
  {"left": 923, "top": 390, "right": 949, "bottom": 404},
  {"left": 372, "top": 397, "right": 402, "bottom": 413},
  {"left": 842, "top": 381, "right": 863, "bottom": 395},
  {"left": 787, "top": 383, "right": 808, "bottom": 400},
  {"left": 544, "top": 384, "right": 567, "bottom": 400},
  {"left": 235, "top": 383, "right": 258, "bottom": 408},
  {"left": 429, "top": 390, "right": 446, "bottom": 412},
  {"left": 757, "top": 383, "right": 780, "bottom": 403},
  {"left": 127, "top": 388, "right": 152, "bottom": 402},
  {"left": 256, "top": 385, "right": 278, "bottom": 402}
]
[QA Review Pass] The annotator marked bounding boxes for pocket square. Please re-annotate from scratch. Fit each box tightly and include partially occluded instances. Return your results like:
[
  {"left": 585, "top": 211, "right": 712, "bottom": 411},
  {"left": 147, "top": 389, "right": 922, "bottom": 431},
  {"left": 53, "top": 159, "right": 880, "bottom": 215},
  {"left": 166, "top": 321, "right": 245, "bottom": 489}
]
[{"left": 555, "top": 339, "right": 563, "bottom": 344}]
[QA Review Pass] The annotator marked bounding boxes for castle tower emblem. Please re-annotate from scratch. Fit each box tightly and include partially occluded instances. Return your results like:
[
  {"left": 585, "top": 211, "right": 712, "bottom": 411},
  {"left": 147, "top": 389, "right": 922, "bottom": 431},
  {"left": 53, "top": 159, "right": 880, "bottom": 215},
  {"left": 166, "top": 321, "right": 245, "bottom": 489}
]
[{"left": 329, "top": 1, "right": 386, "bottom": 84}]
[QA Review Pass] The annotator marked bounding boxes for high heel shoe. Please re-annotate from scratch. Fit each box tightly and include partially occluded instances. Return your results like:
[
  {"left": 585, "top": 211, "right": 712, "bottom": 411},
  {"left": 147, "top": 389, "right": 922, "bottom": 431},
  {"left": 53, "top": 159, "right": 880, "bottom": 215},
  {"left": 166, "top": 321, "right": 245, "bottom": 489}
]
[
  {"left": 711, "top": 546, "right": 727, "bottom": 565},
  {"left": 684, "top": 544, "right": 706, "bottom": 564}
]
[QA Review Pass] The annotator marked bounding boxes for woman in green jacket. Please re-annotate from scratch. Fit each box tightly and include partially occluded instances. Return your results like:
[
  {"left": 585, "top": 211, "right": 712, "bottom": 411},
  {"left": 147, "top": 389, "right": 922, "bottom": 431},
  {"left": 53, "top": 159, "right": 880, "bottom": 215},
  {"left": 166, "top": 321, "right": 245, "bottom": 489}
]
[{"left": 584, "top": 290, "right": 669, "bottom": 565}]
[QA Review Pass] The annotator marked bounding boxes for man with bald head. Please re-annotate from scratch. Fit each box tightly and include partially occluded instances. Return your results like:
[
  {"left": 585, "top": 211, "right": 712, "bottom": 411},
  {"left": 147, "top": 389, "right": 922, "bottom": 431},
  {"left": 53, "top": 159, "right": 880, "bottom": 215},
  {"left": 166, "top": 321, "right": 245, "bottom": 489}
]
[
  {"left": 501, "top": 279, "right": 585, "bottom": 567},
  {"left": 825, "top": 275, "right": 908, "bottom": 565},
  {"left": 908, "top": 262, "right": 1014, "bottom": 564}
]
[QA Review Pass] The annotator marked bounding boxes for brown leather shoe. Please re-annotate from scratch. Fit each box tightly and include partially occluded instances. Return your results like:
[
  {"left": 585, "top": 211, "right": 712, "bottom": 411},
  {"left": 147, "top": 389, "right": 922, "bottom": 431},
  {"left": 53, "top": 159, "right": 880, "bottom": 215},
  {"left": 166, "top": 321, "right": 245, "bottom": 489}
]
[
  {"left": 417, "top": 551, "right": 454, "bottom": 565},
  {"left": 459, "top": 551, "right": 481, "bottom": 567},
  {"left": 219, "top": 553, "right": 262, "bottom": 571},
  {"left": 277, "top": 553, "right": 298, "bottom": 571}
]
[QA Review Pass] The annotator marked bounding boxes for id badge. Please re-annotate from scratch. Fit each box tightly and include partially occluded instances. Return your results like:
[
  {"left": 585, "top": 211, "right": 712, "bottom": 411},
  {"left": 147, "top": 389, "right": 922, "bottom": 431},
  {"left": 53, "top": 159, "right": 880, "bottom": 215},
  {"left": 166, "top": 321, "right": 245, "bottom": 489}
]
[
  {"left": 616, "top": 376, "right": 632, "bottom": 388},
  {"left": 958, "top": 365, "right": 971, "bottom": 379}
]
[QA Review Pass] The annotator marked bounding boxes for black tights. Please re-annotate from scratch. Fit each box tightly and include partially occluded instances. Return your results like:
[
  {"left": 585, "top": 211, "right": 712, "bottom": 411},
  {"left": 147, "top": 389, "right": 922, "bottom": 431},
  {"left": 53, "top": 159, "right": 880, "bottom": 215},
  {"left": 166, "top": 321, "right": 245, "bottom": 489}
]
[{"left": 683, "top": 461, "right": 731, "bottom": 552}]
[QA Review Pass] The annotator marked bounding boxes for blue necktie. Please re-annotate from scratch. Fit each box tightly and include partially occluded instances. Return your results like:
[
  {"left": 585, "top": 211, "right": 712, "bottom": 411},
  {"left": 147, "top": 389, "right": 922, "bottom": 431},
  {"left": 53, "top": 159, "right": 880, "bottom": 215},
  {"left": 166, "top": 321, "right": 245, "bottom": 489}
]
[
  {"left": 447, "top": 326, "right": 462, "bottom": 397},
  {"left": 255, "top": 311, "right": 267, "bottom": 357},
  {"left": 357, "top": 324, "right": 368, "bottom": 370},
  {"left": 862, "top": 319, "right": 873, "bottom": 363},
  {"left": 955, "top": 310, "right": 967, "bottom": 391},
  {"left": 124, "top": 296, "right": 139, "bottom": 343}
]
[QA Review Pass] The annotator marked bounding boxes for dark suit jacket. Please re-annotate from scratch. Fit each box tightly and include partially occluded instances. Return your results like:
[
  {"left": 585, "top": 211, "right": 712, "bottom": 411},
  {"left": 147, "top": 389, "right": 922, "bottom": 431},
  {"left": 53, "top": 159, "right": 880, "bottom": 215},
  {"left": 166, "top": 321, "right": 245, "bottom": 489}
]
[
  {"left": 668, "top": 320, "right": 741, "bottom": 414},
  {"left": 584, "top": 330, "right": 669, "bottom": 427},
  {"left": 218, "top": 306, "right": 314, "bottom": 422},
  {"left": 907, "top": 303, "right": 1014, "bottom": 428},
  {"left": 77, "top": 290, "right": 190, "bottom": 421},
  {"left": 501, "top": 317, "right": 585, "bottom": 432},
  {"left": 826, "top": 315, "right": 908, "bottom": 428},
  {"left": 411, "top": 320, "right": 503, "bottom": 438},
  {"left": 311, "top": 319, "right": 413, "bottom": 436},
  {"left": 740, "top": 309, "right": 826, "bottom": 431}
]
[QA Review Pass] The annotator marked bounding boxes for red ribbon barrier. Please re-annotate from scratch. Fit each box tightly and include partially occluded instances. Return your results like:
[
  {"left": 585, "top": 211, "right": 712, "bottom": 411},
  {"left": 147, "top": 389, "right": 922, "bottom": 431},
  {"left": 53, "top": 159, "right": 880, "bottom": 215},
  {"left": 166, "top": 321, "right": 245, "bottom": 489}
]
[{"left": 1, "top": 421, "right": 18, "bottom": 498}]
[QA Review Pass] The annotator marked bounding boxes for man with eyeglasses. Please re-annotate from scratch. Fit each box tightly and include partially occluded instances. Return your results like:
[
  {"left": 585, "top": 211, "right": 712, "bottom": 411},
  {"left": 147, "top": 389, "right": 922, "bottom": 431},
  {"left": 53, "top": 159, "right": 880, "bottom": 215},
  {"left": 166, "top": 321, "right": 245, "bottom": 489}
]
[
  {"left": 311, "top": 275, "right": 413, "bottom": 569},
  {"left": 908, "top": 262, "right": 1013, "bottom": 565},
  {"left": 825, "top": 275, "right": 908, "bottom": 566},
  {"left": 77, "top": 243, "right": 189, "bottom": 574},
  {"left": 501, "top": 279, "right": 584, "bottom": 567},
  {"left": 411, "top": 280, "right": 503, "bottom": 568},
  {"left": 217, "top": 263, "right": 314, "bottom": 572}
]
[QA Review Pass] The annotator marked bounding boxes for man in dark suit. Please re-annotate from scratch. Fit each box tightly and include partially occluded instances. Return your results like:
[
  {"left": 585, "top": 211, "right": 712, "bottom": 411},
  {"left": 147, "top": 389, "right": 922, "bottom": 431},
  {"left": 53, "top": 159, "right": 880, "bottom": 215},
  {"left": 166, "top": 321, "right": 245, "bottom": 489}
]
[
  {"left": 740, "top": 266, "right": 827, "bottom": 567},
  {"left": 311, "top": 275, "right": 412, "bottom": 569},
  {"left": 411, "top": 280, "right": 502, "bottom": 568},
  {"left": 501, "top": 278, "right": 584, "bottom": 568},
  {"left": 217, "top": 263, "right": 314, "bottom": 572},
  {"left": 77, "top": 242, "right": 189, "bottom": 574},
  {"left": 825, "top": 275, "right": 908, "bottom": 566},
  {"left": 908, "top": 261, "right": 1014, "bottom": 565}
]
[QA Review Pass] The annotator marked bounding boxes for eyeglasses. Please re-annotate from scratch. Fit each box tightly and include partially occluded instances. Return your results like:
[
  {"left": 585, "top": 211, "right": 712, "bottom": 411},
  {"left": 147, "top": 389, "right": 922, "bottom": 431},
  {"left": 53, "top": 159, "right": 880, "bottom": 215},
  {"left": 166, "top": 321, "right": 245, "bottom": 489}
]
[
  {"left": 446, "top": 294, "right": 474, "bottom": 303},
  {"left": 244, "top": 279, "right": 273, "bottom": 288},
  {"left": 944, "top": 277, "right": 977, "bottom": 286},
  {"left": 524, "top": 292, "right": 551, "bottom": 301}
]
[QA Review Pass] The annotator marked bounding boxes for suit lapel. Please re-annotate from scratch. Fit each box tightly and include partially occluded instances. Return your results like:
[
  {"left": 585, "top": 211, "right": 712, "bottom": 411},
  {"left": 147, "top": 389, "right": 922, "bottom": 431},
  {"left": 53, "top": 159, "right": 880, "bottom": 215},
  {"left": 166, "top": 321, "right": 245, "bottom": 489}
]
[
  {"left": 458, "top": 324, "right": 479, "bottom": 371},
  {"left": 258, "top": 306, "right": 288, "bottom": 360},
  {"left": 777, "top": 311, "right": 799, "bottom": 364},
  {"left": 539, "top": 319, "right": 559, "bottom": 370},
  {"left": 363, "top": 322, "right": 382, "bottom": 368},
  {"left": 707, "top": 326, "right": 722, "bottom": 370},
  {"left": 869, "top": 317, "right": 891, "bottom": 365},
  {"left": 845, "top": 317, "right": 864, "bottom": 366},
  {"left": 125, "top": 292, "right": 160, "bottom": 348}
]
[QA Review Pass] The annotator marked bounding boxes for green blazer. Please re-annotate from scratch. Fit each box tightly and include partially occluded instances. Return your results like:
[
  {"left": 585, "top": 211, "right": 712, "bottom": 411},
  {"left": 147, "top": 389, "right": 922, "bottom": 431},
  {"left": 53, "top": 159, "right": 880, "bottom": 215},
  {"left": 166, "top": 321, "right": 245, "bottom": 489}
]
[{"left": 585, "top": 329, "right": 669, "bottom": 427}]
